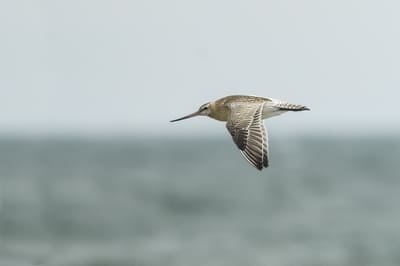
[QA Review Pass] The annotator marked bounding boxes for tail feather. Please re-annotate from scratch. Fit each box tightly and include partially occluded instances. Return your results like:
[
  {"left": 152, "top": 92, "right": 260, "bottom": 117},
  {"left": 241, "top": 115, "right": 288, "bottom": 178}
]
[{"left": 277, "top": 102, "right": 310, "bottom": 111}]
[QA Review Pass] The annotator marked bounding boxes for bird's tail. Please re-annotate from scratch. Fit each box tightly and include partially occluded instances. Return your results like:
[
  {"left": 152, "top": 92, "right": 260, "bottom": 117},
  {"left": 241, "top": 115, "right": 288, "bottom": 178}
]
[{"left": 276, "top": 102, "right": 310, "bottom": 111}]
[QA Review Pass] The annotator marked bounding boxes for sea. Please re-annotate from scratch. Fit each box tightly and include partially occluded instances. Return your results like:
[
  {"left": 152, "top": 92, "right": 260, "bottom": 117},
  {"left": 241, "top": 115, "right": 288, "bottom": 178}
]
[{"left": 0, "top": 135, "right": 399, "bottom": 266}]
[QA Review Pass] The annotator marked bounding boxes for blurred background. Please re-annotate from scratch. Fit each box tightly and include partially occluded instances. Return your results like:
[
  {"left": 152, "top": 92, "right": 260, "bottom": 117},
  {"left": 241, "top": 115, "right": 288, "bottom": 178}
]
[{"left": 1, "top": 0, "right": 400, "bottom": 265}]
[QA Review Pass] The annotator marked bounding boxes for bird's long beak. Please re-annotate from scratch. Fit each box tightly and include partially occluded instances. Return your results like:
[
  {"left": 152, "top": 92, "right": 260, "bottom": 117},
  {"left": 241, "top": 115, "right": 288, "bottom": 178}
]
[{"left": 170, "top": 111, "right": 200, "bottom": 122}]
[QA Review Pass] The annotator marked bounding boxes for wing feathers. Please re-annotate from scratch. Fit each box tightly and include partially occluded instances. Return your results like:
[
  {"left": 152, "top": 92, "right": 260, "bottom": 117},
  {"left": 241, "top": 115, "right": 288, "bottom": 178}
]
[{"left": 226, "top": 102, "right": 269, "bottom": 170}]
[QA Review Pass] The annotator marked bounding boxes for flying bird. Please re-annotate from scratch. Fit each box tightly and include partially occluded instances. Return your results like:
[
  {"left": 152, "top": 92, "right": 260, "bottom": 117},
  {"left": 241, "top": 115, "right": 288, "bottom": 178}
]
[{"left": 170, "top": 95, "right": 309, "bottom": 170}]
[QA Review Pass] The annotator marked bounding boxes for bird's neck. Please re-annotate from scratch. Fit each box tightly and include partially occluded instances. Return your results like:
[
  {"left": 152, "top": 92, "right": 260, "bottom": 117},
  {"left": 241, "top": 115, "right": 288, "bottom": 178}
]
[{"left": 208, "top": 101, "right": 229, "bottom": 121}]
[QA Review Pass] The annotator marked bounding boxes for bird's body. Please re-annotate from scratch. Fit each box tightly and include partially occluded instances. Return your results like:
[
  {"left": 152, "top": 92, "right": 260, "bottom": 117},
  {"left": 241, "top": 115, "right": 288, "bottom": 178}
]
[{"left": 171, "top": 95, "right": 309, "bottom": 170}]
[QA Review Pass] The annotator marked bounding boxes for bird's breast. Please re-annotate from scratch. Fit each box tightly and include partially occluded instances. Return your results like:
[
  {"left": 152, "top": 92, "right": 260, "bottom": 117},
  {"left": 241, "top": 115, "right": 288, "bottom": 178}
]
[{"left": 209, "top": 105, "right": 229, "bottom": 121}]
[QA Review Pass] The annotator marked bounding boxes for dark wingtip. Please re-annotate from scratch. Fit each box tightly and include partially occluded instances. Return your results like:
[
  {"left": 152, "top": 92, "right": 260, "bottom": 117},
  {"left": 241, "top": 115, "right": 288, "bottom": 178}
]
[{"left": 255, "top": 163, "right": 264, "bottom": 171}]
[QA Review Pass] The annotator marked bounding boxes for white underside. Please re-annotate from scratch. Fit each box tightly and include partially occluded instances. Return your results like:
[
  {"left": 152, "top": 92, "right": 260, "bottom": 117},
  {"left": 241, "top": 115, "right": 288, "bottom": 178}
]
[{"left": 262, "top": 101, "right": 286, "bottom": 119}]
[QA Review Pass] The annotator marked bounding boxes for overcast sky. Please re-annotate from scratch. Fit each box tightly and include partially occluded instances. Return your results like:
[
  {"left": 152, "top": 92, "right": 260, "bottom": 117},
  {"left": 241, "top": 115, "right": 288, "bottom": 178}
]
[{"left": 1, "top": 0, "right": 399, "bottom": 136}]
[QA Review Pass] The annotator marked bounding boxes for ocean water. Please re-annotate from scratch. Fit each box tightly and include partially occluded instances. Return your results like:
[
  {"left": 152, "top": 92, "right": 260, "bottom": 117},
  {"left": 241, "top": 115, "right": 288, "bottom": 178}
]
[{"left": 0, "top": 136, "right": 399, "bottom": 266}]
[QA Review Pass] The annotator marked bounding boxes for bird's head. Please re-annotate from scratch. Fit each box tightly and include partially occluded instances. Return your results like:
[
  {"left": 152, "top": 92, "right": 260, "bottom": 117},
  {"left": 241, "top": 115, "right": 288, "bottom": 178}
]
[{"left": 170, "top": 102, "right": 211, "bottom": 122}]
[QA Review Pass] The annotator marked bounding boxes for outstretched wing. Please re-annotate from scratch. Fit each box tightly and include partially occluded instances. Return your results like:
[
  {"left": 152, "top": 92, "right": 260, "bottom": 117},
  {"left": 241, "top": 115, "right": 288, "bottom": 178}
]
[{"left": 226, "top": 102, "right": 269, "bottom": 170}]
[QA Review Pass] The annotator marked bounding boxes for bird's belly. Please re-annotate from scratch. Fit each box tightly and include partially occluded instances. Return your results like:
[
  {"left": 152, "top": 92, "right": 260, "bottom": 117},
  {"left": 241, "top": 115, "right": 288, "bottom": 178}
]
[{"left": 262, "top": 102, "right": 286, "bottom": 119}]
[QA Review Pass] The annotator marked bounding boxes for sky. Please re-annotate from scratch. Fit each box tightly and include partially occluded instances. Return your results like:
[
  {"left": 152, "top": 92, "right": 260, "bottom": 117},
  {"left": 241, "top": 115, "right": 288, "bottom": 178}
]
[{"left": 1, "top": 0, "right": 399, "bottom": 136}]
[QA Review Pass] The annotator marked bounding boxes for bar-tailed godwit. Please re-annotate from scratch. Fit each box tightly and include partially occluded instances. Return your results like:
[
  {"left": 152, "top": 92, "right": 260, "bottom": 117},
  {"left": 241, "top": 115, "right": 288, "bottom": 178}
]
[{"left": 171, "top": 95, "right": 310, "bottom": 170}]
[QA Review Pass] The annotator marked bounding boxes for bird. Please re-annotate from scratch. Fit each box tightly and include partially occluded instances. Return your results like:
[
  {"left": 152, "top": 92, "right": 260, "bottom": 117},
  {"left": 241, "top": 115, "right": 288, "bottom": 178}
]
[{"left": 170, "top": 95, "right": 310, "bottom": 170}]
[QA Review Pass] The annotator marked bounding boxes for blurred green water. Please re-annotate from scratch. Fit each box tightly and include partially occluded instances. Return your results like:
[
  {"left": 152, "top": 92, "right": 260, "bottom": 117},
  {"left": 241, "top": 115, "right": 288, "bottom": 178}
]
[{"left": 0, "top": 136, "right": 399, "bottom": 266}]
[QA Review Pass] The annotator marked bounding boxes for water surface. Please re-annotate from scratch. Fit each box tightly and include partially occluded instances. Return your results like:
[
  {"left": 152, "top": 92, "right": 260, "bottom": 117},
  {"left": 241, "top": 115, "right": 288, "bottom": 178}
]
[{"left": 0, "top": 136, "right": 399, "bottom": 266}]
